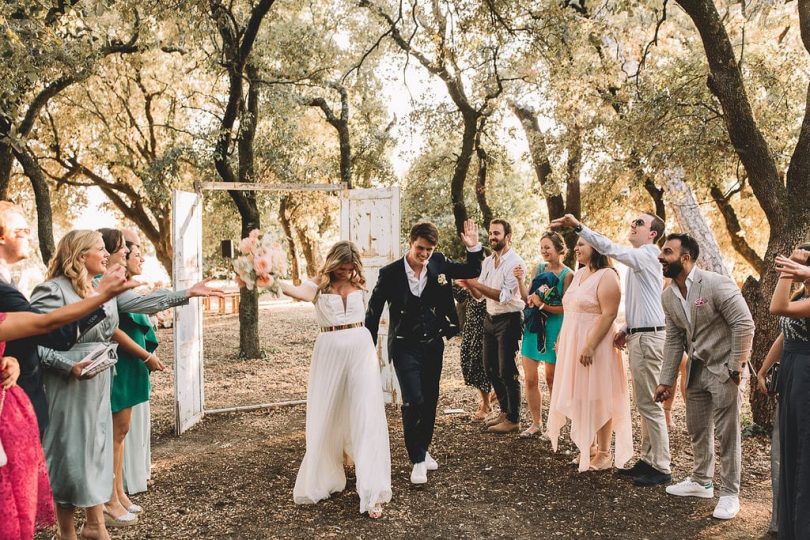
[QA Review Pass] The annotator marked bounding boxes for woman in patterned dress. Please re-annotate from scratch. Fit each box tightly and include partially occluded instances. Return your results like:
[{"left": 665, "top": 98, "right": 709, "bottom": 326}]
[{"left": 454, "top": 283, "right": 492, "bottom": 420}]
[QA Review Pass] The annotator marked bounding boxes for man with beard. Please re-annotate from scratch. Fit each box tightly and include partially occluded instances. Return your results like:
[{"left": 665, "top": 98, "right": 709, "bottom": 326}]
[
  {"left": 654, "top": 233, "right": 754, "bottom": 520},
  {"left": 550, "top": 212, "right": 671, "bottom": 486},
  {"left": 366, "top": 220, "right": 483, "bottom": 485},
  {"left": 466, "top": 219, "right": 526, "bottom": 434}
]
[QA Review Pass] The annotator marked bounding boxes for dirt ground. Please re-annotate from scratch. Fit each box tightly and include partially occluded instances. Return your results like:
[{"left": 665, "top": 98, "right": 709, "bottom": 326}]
[{"left": 45, "top": 301, "right": 775, "bottom": 539}]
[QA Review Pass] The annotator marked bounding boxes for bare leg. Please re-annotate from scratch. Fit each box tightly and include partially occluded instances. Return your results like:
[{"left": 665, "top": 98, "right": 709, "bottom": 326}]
[
  {"left": 107, "top": 408, "right": 133, "bottom": 516},
  {"left": 521, "top": 356, "right": 542, "bottom": 433},
  {"left": 80, "top": 506, "right": 110, "bottom": 540},
  {"left": 589, "top": 420, "right": 614, "bottom": 470},
  {"left": 544, "top": 361, "right": 556, "bottom": 399},
  {"left": 56, "top": 504, "right": 77, "bottom": 540},
  {"left": 472, "top": 389, "right": 492, "bottom": 420},
  {"left": 477, "top": 388, "right": 491, "bottom": 414}
]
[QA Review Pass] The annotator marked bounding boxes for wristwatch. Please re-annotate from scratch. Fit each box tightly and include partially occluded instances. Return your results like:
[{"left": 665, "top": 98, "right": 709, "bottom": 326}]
[{"left": 573, "top": 223, "right": 583, "bottom": 233}]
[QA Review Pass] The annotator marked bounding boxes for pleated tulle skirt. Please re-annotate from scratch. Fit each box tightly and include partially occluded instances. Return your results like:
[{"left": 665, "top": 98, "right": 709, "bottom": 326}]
[
  {"left": 293, "top": 327, "right": 392, "bottom": 513},
  {"left": 547, "top": 311, "right": 633, "bottom": 472}
]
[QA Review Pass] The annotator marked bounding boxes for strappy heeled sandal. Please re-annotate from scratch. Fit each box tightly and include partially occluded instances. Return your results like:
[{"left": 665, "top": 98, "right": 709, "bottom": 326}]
[{"left": 368, "top": 503, "right": 384, "bottom": 519}]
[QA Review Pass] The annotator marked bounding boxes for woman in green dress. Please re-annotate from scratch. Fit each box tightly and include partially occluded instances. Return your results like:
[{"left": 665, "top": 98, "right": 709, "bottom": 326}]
[
  {"left": 97, "top": 228, "right": 224, "bottom": 525},
  {"left": 516, "top": 231, "right": 573, "bottom": 438}
]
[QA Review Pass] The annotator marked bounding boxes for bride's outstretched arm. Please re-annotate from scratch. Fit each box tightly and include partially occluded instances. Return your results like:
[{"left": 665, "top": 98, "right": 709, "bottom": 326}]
[{"left": 280, "top": 279, "right": 319, "bottom": 302}]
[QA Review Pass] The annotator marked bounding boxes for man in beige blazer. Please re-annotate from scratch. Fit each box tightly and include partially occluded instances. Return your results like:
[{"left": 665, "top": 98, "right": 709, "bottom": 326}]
[{"left": 654, "top": 233, "right": 754, "bottom": 521}]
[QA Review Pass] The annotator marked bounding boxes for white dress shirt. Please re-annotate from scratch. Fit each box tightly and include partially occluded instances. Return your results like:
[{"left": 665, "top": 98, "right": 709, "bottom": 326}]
[
  {"left": 404, "top": 257, "right": 428, "bottom": 297},
  {"left": 670, "top": 265, "right": 697, "bottom": 324},
  {"left": 577, "top": 225, "right": 665, "bottom": 330},
  {"left": 479, "top": 248, "right": 525, "bottom": 315}
]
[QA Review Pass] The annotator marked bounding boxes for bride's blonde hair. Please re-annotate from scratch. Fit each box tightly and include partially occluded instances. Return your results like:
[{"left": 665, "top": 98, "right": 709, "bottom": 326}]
[
  {"left": 317, "top": 241, "right": 366, "bottom": 293},
  {"left": 46, "top": 230, "right": 103, "bottom": 298}
]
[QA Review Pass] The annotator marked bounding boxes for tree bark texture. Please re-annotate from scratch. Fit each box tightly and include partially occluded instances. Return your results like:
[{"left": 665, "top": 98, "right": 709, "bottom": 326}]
[
  {"left": 663, "top": 167, "right": 729, "bottom": 276},
  {"left": 279, "top": 196, "right": 301, "bottom": 285}
]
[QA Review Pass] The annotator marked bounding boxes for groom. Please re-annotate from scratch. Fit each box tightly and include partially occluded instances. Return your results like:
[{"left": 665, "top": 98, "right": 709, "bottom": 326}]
[{"left": 366, "top": 219, "right": 482, "bottom": 485}]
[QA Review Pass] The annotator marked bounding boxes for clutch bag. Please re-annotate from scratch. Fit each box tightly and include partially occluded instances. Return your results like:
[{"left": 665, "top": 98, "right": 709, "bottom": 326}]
[{"left": 766, "top": 363, "right": 780, "bottom": 395}]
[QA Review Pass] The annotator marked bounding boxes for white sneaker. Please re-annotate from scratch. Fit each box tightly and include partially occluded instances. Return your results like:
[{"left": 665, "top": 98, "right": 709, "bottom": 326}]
[
  {"left": 410, "top": 462, "right": 428, "bottom": 484},
  {"left": 665, "top": 477, "right": 714, "bottom": 499},
  {"left": 425, "top": 452, "right": 439, "bottom": 471},
  {"left": 713, "top": 495, "right": 740, "bottom": 520}
]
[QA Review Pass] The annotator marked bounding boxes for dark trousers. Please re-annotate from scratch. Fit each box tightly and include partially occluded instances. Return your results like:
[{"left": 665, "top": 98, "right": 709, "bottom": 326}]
[
  {"left": 391, "top": 336, "right": 444, "bottom": 464},
  {"left": 483, "top": 312, "right": 522, "bottom": 423}
]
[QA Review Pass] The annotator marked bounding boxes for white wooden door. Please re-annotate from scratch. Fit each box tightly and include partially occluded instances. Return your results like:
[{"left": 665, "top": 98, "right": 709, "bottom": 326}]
[
  {"left": 340, "top": 187, "right": 401, "bottom": 403},
  {"left": 172, "top": 190, "right": 205, "bottom": 434}
]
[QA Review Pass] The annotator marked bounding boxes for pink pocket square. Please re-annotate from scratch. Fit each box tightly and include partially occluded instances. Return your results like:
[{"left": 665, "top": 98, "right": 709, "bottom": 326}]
[{"left": 694, "top": 297, "right": 707, "bottom": 307}]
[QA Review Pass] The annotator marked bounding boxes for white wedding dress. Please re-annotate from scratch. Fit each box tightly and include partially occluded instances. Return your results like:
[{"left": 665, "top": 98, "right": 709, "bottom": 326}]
[{"left": 293, "top": 290, "right": 392, "bottom": 513}]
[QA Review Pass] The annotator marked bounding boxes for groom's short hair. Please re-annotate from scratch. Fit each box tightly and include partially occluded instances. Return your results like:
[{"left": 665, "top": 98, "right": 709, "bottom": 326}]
[{"left": 409, "top": 222, "right": 439, "bottom": 246}]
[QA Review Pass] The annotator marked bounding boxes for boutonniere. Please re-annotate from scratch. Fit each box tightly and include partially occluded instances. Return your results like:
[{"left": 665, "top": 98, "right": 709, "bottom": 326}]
[
  {"left": 694, "top": 297, "right": 707, "bottom": 307},
  {"left": 437, "top": 274, "right": 448, "bottom": 286}
]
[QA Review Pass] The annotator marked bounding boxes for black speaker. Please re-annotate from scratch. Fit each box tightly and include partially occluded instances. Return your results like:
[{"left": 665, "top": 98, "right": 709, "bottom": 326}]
[{"left": 221, "top": 240, "right": 235, "bottom": 258}]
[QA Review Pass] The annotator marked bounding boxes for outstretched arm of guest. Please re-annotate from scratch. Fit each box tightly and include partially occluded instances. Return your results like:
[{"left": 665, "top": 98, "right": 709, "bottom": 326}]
[{"left": 279, "top": 280, "right": 318, "bottom": 302}]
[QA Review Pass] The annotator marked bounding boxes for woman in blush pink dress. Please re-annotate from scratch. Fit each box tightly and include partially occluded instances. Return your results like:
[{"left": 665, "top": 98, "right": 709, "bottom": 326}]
[{"left": 547, "top": 237, "right": 633, "bottom": 472}]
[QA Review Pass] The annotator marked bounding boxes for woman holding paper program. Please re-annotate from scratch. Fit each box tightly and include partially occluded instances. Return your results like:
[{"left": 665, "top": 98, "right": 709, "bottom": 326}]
[{"left": 30, "top": 230, "right": 183, "bottom": 540}]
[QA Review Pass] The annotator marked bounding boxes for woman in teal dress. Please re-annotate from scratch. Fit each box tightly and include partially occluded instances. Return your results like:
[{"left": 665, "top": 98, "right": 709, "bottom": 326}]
[
  {"left": 97, "top": 227, "right": 223, "bottom": 525},
  {"left": 516, "top": 231, "right": 573, "bottom": 438}
]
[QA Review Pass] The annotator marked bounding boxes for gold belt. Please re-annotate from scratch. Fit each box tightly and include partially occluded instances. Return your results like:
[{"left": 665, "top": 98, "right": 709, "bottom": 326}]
[{"left": 320, "top": 322, "right": 364, "bottom": 332}]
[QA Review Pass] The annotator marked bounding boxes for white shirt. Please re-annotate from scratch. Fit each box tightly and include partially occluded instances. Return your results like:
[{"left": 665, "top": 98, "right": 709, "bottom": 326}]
[
  {"left": 670, "top": 265, "right": 697, "bottom": 324},
  {"left": 479, "top": 248, "right": 525, "bottom": 315},
  {"left": 404, "top": 257, "right": 428, "bottom": 297},
  {"left": 578, "top": 225, "right": 665, "bottom": 330}
]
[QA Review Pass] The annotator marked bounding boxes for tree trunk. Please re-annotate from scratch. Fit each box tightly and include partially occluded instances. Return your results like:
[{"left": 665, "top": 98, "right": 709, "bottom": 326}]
[
  {"left": 296, "top": 228, "right": 321, "bottom": 278},
  {"left": 511, "top": 104, "right": 566, "bottom": 219},
  {"left": 210, "top": 0, "right": 275, "bottom": 359},
  {"left": 644, "top": 179, "right": 667, "bottom": 222},
  {"left": 279, "top": 196, "right": 301, "bottom": 285},
  {"left": 474, "top": 133, "right": 493, "bottom": 228},
  {"left": 12, "top": 147, "right": 55, "bottom": 263},
  {"left": 0, "top": 144, "right": 13, "bottom": 199},
  {"left": 709, "top": 185, "right": 764, "bottom": 275},
  {"left": 663, "top": 167, "right": 729, "bottom": 276},
  {"left": 450, "top": 110, "right": 478, "bottom": 234}
]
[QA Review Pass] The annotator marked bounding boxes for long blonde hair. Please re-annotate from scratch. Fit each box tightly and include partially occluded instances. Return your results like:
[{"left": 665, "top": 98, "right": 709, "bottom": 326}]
[
  {"left": 317, "top": 240, "right": 366, "bottom": 293},
  {"left": 46, "top": 230, "right": 103, "bottom": 298}
]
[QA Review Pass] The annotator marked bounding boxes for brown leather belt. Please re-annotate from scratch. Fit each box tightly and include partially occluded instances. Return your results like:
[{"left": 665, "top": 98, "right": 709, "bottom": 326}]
[{"left": 320, "top": 322, "right": 364, "bottom": 332}]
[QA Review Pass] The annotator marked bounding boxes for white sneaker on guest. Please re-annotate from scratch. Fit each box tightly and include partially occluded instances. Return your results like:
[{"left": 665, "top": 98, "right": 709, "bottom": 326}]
[
  {"left": 410, "top": 462, "right": 428, "bottom": 484},
  {"left": 425, "top": 452, "right": 439, "bottom": 471},
  {"left": 665, "top": 477, "right": 714, "bottom": 498},
  {"left": 713, "top": 495, "right": 740, "bottom": 519}
]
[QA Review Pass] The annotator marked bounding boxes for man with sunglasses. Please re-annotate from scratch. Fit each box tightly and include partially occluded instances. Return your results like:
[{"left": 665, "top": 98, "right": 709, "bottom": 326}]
[{"left": 550, "top": 211, "right": 671, "bottom": 486}]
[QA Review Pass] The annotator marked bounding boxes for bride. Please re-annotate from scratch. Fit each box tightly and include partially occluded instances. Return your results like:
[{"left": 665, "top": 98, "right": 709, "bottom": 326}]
[{"left": 280, "top": 241, "right": 391, "bottom": 518}]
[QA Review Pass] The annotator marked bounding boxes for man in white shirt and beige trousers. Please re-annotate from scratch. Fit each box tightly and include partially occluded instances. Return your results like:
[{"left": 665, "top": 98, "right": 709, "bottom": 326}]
[{"left": 552, "top": 212, "right": 672, "bottom": 486}]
